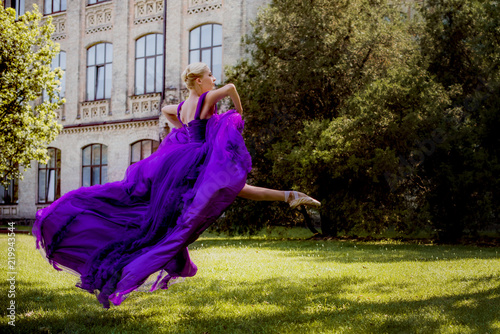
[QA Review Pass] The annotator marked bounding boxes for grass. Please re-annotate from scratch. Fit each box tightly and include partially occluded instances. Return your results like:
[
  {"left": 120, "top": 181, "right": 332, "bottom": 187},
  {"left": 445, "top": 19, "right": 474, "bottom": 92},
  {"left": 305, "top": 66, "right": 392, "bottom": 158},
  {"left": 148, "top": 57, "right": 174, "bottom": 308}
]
[
  {"left": 1, "top": 228, "right": 499, "bottom": 334},
  {"left": 0, "top": 225, "right": 31, "bottom": 232}
]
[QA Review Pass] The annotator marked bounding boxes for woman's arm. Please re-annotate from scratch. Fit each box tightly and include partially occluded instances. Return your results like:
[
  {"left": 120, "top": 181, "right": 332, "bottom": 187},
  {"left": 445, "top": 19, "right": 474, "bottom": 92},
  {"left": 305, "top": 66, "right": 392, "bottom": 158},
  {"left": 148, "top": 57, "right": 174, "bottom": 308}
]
[
  {"left": 161, "top": 104, "right": 183, "bottom": 129},
  {"left": 203, "top": 84, "right": 243, "bottom": 116}
]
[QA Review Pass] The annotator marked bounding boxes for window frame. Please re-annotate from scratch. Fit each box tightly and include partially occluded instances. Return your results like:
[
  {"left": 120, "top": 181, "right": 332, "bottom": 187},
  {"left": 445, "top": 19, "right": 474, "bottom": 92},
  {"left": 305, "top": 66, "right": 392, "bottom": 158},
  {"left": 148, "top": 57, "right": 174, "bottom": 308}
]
[
  {"left": 189, "top": 23, "right": 223, "bottom": 84},
  {"left": 4, "top": 0, "right": 25, "bottom": 18},
  {"left": 86, "top": 43, "right": 113, "bottom": 101},
  {"left": 0, "top": 162, "right": 19, "bottom": 205},
  {"left": 88, "top": 0, "right": 111, "bottom": 5},
  {"left": 0, "top": 179, "right": 18, "bottom": 205},
  {"left": 37, "top": 147, "right": 61, "bottom": 204},
  {"left": 134, "top": 34, "right": 164, "bottom": 96},
  {"left": 82, "top": 144, "right": 108, "bottom": 187},
  {"left": 130, "top": 139, "right": 160, "bottom": 165},
  {"left": 43, "top": 0, "right": 67, "bottom": 15}
]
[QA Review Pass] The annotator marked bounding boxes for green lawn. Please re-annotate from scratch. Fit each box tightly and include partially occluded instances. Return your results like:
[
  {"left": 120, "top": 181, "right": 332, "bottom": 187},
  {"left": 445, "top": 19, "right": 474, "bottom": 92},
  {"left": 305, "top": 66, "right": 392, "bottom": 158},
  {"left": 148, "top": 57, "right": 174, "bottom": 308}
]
[{"left": 1, "top": 230, "right": 499, "bottom": 334}]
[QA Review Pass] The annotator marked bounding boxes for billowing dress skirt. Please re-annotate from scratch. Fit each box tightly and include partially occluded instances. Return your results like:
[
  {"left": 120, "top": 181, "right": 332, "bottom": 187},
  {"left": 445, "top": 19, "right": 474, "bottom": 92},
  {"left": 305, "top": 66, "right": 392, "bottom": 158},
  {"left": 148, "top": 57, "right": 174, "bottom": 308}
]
[{"left": 33, "top": 96, "right": 252, "bottom": 308}]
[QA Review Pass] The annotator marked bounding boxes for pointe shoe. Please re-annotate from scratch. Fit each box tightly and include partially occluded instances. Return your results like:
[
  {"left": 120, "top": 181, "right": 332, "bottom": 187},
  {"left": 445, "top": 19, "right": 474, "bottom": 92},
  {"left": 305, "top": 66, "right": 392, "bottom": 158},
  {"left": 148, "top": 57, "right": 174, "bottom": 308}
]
[{"left": 285, "top": 191, "right": 321, "bottom": 209}]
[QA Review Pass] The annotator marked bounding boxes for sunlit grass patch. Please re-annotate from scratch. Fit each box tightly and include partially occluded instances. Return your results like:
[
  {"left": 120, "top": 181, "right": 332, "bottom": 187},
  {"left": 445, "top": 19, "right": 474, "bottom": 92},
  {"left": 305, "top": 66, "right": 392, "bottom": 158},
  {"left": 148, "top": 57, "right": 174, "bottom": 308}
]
[{"left": 1, "top": 231, "right": 499, "bottom": 333}]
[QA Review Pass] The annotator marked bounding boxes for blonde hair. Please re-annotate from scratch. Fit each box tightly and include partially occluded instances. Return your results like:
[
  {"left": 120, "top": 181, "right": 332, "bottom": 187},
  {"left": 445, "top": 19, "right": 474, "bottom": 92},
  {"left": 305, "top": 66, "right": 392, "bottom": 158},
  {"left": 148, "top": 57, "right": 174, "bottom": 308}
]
[{"left": 181, "top": 62, "right": 209, "bottom": 89}]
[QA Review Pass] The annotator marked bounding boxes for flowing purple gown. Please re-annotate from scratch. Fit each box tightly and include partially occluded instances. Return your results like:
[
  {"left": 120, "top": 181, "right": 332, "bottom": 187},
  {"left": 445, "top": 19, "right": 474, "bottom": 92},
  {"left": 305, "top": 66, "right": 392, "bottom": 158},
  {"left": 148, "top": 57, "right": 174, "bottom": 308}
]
[{"left": 33, "top": 92, "right": 252, "bottom": 308}]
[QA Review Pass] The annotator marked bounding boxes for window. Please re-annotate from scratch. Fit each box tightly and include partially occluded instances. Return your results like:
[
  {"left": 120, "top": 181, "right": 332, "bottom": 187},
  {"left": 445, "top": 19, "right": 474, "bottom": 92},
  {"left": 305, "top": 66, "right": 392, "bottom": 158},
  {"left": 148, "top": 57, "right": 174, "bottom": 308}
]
[
  {"left": 88, "top": 0, "right": 111, "bottom": 5},
  {"left": 44, "top": 0, "right": 66, "bottom": 15},
  {"left": 38, "top": 148, "right": 61, "bottom": 204},
  {"left": 4, "top": 0, "right": 25, "bottom": 18},
  {"left": 130, "top": 140, "right": 159, "bottom": 165},
  {"left": 86, "top": 43, "right": 113, "bottom": 101},
  {"left": 189, "top": 24, "right": 222, "bottom": 84},
  {"left": 82, "top": 144, "right": 108, "bottom": 186},
  {"left": 135, "top": 34, "right": 164, "bottom": 95},
  {"left": 0, "top": 179, "right": 18, "bottom": 205},
  {"left": 43, "top": 51, "right": 66, "bottom": 102}
]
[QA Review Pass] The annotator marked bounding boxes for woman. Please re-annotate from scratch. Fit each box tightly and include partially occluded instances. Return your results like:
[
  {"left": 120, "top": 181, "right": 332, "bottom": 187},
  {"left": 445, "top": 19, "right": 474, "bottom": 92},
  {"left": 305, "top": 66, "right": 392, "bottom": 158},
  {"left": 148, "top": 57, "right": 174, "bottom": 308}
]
[
  {"left": 163, "top": 62, "right": 320, "bottom": 207},
  {"left": 33, "top": 62, "right": 319, "bottom": 309}
]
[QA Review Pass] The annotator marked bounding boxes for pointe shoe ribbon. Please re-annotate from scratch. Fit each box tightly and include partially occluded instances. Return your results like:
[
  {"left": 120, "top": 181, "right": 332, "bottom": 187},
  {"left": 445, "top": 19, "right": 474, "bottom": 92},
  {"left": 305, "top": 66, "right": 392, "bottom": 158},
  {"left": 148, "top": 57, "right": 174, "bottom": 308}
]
[{"left": 285, "top": 191, "right": 321, "bottom": 209}]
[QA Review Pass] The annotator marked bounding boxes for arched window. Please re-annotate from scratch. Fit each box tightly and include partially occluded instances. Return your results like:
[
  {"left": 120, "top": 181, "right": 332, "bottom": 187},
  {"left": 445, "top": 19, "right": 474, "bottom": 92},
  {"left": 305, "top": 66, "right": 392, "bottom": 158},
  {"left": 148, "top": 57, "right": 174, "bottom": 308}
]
[
  {"left": 82, "top": 144, "right": 108, "bottom": 186},
  {"left": 38, "top": 148, "right": 61, "bottom": 203},
  {"left": 86, "top": 43, "right": 113, "bottom": 101},
  {"left": 189, "top": 24, "right": 222, "bottom": 84},
  {"left": 43, "top": 51, "right": 66, "bottom": 102},
  {"left": 44, "top": 0, "right": 66, "bottom": 15},
  {"left": 130, "top": 139, "right": 159, "bottom": 165},
  {"left": 135, "top": 34, "right": 164, "bottom": 95}
]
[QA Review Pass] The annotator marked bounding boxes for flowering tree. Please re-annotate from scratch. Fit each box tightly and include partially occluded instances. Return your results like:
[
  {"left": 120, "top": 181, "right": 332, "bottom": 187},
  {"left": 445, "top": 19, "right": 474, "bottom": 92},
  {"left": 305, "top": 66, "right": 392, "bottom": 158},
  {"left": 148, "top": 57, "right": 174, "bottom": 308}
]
[{"left": 0, "top": 4, "right": 63, "bottom": 186}]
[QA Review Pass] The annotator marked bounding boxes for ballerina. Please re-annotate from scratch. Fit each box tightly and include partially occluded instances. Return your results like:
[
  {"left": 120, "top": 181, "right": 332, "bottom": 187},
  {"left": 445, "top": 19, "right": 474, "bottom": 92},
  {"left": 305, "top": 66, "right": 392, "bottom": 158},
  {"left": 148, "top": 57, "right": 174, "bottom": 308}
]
[
  {"left": 162, "top": 62, "right": 320, "bottom": 209},
  {"left": 33, "top": 62, "right": 320, "bottom": 309}
]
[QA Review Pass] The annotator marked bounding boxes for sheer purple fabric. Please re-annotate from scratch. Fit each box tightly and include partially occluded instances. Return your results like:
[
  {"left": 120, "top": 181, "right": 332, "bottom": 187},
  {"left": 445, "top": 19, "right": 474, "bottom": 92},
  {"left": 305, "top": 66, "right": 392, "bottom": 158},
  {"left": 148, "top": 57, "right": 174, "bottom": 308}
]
[{"left": 32, "top": 92, "right": 252, "bottom": 308}]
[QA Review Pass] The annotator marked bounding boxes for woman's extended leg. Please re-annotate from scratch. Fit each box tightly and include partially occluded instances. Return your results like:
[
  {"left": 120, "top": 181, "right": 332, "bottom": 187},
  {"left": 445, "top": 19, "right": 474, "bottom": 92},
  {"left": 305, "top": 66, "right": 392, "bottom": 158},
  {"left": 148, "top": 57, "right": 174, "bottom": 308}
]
[
  {"left": 237, "top": 184, "right": 320, "bottom": 208},
  {"left": 237, "top": 184, "right": 286, "bottom": 201}
]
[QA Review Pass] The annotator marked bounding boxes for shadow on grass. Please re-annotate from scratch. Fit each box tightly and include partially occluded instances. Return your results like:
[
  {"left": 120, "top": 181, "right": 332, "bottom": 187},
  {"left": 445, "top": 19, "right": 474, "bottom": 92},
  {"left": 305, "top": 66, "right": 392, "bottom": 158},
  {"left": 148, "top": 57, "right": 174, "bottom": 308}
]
[
  {"left": 0, "top": 280, "right": 160, "bottom": 334},
  {"left": 189, "top": 237, "right": 500, "bottom": 264},
  {"left": 2, "top": 274, "right": 499, "bottom": 333},
  {"left": 168, "top": 275, "right": 500, "bottom": 334},
  {"left": 366, "top": 276, "right": 500, "bottom": 334}
]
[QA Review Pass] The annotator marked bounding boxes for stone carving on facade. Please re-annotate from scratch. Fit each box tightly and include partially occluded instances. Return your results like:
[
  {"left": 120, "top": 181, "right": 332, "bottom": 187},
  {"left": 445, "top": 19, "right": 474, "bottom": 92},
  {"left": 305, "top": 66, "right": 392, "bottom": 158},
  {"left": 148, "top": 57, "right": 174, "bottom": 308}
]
[
  {"left": 158, "top": 113, "right": 171, "bottom": 141},
  {"left": 134, "top": 0, "right": 164, "bottom": 25},
  {"left": 36, "top": 205, "right": 49, "bottom": 213},
  {"left": 187, "top": 0, "right": 223, "bottom": 14},
  {"left": 55, "top": 104, "right": 66, "bottom": 121},
  {"left": 80, "top": 100, "right": 111, "bottom": 120},
  {"left": 1, "top": 206, "right": 17, "bottom": 216},
  {"left": 62, "top": 119, "right": 159, "bottom": 135},
  {"left": 86, "top": 2, "right": 113, "bottom": 34},
  {"left": 129, "top": 93, "right": 161, "bottom": 115},
  {"left": 43, "top": 12, "right": 67, "bottom": 41},
  {"left": 164, "top": 88, "right": 178, "bottom": 104}
]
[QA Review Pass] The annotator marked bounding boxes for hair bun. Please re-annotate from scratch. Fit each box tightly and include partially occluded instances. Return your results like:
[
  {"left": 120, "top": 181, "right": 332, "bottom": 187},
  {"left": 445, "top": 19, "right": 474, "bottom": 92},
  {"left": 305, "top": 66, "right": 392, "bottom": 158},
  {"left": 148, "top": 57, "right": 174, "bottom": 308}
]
[{"left": 181, "top": 62, "right": 209, "bottom": 89}]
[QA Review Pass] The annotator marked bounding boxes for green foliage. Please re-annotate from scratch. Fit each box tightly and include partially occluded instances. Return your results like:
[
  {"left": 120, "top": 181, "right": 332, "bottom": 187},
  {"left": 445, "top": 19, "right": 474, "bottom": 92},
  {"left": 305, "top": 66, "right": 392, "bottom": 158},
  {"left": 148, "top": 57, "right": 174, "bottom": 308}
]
[
  {"left": 416, "top": 0, "right": 500, "bottom": 241},
  {"left": 288, "top": 64, "right": 458, "bottom": 235},
  {"left": 222, "top": 0, "right": 414, "bottom": 234},
  {"left": 223, "top": 0, "right": 500, "bottom": 241},
  {"left": 0, "top": 5, "right": 63, "bottom": 187}
]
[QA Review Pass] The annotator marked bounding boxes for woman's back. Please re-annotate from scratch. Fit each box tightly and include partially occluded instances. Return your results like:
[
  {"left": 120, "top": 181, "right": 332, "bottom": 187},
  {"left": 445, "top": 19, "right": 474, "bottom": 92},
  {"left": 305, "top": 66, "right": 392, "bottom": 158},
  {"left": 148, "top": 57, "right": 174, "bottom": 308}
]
[
  {"left": 176, "top": 92, "right": 214, "bottom": 142},
  {"left": 178, "top": 92, "right": 216, "bottom": 124}
]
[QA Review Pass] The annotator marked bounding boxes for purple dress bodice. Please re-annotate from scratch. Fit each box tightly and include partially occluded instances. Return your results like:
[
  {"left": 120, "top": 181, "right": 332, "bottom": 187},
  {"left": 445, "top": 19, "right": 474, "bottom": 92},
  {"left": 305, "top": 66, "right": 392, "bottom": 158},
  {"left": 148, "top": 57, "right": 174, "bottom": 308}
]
[{"left": 177, "top": 92, "right": 214, "bottom": 143}]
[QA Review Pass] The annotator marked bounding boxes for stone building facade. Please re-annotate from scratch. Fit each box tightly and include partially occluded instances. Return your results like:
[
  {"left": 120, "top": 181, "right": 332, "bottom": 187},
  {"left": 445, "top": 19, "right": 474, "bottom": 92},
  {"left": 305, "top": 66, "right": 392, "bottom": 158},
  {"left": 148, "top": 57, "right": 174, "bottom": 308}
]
[{"left": 1, "top": 0, "right": 268, "bottom": 221}]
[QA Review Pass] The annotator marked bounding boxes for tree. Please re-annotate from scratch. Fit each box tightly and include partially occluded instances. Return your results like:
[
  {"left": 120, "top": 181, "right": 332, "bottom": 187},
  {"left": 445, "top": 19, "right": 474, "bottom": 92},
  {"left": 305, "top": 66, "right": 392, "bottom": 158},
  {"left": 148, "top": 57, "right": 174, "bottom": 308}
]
[
  {"left": 221, "top": 0, "right": 417, "bottom": 235},
  {"left": 287, "top": 62, "right": 458, "bottom": 236},
  {"left": 416, "top": 0, "right": 500, "bottom": 241},
  {"left": 291, "top": 0, "right": 500, "bottom": 240},
  {"left": 223, "top": 0, "right": 499, "bottom": 241},
  {"left": 0, "top": 4, "right": 63, "bottom": 187}
]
